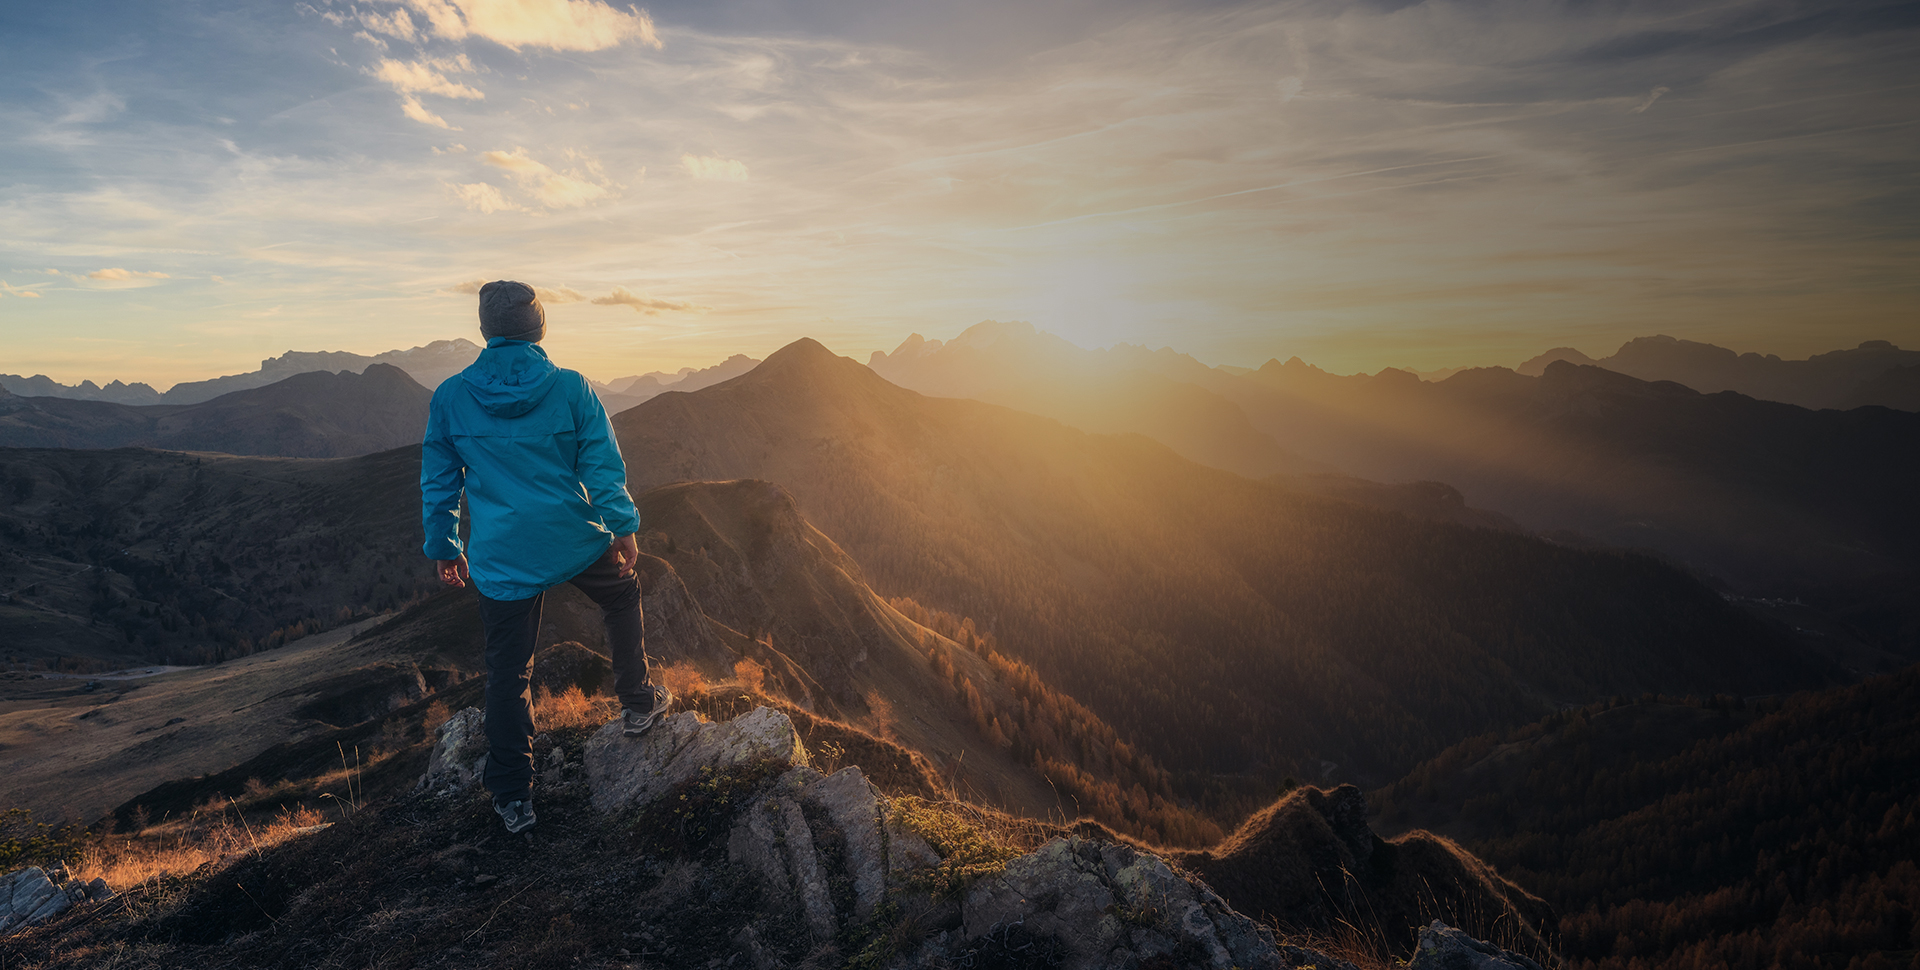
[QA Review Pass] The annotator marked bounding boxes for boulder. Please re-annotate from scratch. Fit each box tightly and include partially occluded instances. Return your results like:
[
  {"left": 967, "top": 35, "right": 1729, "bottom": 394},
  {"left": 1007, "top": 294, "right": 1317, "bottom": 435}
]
[
  {"left": 584, "top": 706, "right": 809, "bottom": 814},
  {"left": 945, "top": 836, "right": 1283, "bottom": 970},
  {"left": 799, "top": 766, "right": 887, "bottom": 921},
  {"left": 416, "top": 707, "right": 487, "bottom": 794},
  {"left": 1407, "top": 920, "right": 1547, "bottom": 970},
  {"left": 0, "top": 867, "right": 71, "bottom": 936}
]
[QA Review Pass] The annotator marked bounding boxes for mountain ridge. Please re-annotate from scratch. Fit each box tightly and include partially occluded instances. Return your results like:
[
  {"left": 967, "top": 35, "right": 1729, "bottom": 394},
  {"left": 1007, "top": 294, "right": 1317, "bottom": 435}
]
[{"left": 0, "top": 364, "right": 431, "bottom": 458}]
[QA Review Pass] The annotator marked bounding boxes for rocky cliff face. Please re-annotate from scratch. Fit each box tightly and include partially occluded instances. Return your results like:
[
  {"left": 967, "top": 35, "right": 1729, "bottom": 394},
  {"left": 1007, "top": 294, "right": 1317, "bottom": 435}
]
[{"left": 409, "top": 703, "right": 1550, "bottom": 970}]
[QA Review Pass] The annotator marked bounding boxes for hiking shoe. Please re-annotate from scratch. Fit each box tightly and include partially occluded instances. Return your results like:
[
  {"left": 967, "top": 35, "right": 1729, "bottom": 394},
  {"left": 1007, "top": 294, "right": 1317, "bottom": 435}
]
[
  {"left": 622, "top": 685, "right": 674, "bottom": 737},
  {"left": 494, "top": 798, "right": 536, "bottom": 834}
]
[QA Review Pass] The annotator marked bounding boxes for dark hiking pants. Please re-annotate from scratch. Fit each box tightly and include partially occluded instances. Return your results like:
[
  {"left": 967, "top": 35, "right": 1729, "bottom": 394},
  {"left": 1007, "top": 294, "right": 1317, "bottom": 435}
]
[{"left": 475, "top": 544, "right": 651, "bottom": 807}]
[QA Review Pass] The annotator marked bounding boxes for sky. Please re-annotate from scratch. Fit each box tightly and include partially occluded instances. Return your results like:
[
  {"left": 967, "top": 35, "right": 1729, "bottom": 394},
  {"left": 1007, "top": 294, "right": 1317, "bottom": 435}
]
[{"left": 1, "top": 0, "right": 1917, "bottom": 388}]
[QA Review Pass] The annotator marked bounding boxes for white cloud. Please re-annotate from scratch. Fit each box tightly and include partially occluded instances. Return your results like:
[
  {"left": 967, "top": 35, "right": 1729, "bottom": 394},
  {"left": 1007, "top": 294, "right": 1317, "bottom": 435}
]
[
  {"left": 681, "top": 154, "right": 748, "bottom": 181},
  {"left": 370, "top": 56, "right": 484, "bottom": 99},
  {"left": 590, "top": 287, "right": 709, "bottom": 314},
  {"left": 449, "top": 181, "right": 522, "bottom": 212},
  {"left": 88, "top": 268, "right": 170, "bottom": 280},
  {"left": 0, "top": 281, "right": 44, "bottom": 298},
  {"left": 401, "top": 97, "right": 455, "bottom": 128},
  {"left": 360, "top": 8, "right": 420, "bottom": 44},
  {"left": 481, "top": 148, "right": 611, "bottom": 207},
  {"left": 401, "top": 0, "right": 661, "bottom": 52},
  {"left": 369, "top": 56, "right": 482, "bottom": 127}
]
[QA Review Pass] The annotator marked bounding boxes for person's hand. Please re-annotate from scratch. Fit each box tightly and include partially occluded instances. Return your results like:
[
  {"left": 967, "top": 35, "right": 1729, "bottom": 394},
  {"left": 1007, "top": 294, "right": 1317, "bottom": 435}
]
[
  {"left": 435, "top": 555, "right": 469, "bottom": 588},
  {"left": 610, "top": 533, "right": 639, "bottom": 579}
]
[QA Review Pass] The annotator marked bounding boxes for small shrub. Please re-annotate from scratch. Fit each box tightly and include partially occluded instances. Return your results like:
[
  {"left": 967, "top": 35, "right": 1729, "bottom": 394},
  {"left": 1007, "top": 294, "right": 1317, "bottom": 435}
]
[{"left": 888, "top": 796, "right": 1024, "bottom": 897}]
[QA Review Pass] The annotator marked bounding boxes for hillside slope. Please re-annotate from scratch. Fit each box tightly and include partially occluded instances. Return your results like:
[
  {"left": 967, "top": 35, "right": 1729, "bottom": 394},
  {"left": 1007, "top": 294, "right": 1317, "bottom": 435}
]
[
  {"left": 0, "top": 446, "right": 437, "bottom": 667},
  {"left": 614, "top": 338, "right": 1834, "bottom": 795},
  {"left": 1371, "top": 666, "right": 1920, "bottom": 970},
  {"left": 0, "top": 364, "right": 430, "bottom": 458}
]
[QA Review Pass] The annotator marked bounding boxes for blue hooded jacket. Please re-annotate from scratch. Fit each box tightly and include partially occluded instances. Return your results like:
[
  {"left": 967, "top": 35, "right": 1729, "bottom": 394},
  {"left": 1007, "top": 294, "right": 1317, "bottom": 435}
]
[{"left": 420, "top": 339, "right": 641, "bottom": 600}]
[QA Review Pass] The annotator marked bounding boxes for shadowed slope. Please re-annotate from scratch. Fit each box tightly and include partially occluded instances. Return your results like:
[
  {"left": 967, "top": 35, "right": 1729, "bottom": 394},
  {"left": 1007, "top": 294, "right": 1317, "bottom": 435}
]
[
  {"left": 1176, "top": 784, "right": 1555, "bottom": 962},
  {"left": 1371, "top": 664, "right": 1920, "bottom": 970}
]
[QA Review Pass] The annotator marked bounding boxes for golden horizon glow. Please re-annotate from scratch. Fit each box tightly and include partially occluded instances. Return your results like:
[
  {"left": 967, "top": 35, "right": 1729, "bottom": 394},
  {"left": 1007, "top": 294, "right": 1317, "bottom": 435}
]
[{"left": 3, "top": 0, "right": 1917, "bottom": 388}]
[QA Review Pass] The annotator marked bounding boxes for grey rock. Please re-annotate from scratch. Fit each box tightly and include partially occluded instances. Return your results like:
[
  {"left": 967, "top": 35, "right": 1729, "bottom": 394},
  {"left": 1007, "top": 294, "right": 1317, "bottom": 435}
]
[
  {"left": 1408, "top": 920, "right": 1546, "bottom": 970},
  {"left": 800, "top": 767, "right": 886, "bottom": 920},
  {"left": 84, "top": 878, "right": 113, "bottom": 903},
  {"left": 727, "top": 796, "right": 795, "bottom": 904},
  {"left": 961, "top": 838, "right": 1121, "bottom": 970},
  {"left": 731, "top": 924, "right": 784, "bottom": 970},
  {"left": 781, "top": 799, "right": 838, "bottom": 941},
  {"left": 584, "top": 706, "right": 808, "bottom": 814},
  {"left": 939, "top": 837, "right": 1281, "bottom": 970},
  {"left": 0, "top": 867, "right": 70, "bottom": 935},
  {"left": 416, "top": 707, "right": 487, "bottom": 794},
  {"left": 883, "top": 815, "right": 941, "bottom": 878}
]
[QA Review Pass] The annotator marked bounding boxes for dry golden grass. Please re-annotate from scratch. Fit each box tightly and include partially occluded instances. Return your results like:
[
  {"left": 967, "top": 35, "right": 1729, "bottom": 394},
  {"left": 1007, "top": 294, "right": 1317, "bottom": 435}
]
[
  {"left": 732, "top": 657, "right": 767, "bottom": 693},
  {"left": 532, "top": 684, "right": 620, "bottom": 732},
  {"left": 656, "top": 662, "right": 710, "bottom": 700},
  {"left": 73, "top": 803, "right": 331, "bottom": 890}
]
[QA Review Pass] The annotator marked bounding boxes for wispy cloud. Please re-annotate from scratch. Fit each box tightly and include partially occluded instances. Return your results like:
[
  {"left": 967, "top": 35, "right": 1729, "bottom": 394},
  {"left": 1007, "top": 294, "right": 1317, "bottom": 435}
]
[
  {"left": 399, "top": 0, "right": 661, "bottom": 52},
  {"left": 370, "top": 56, "right": 483, "bottom": 99},
  {"left": 87, "top": 268, "right": 170, "bottom": 280},
  {"left": 681, "top": 153, "right": 749, "bottom": 181},
  {"left": 1632, "top": 86, "right": 1672, "bottom": 114},
  {"left": 590, "top": 287, "right": 710, "bottom": 314},
  {"left": 368, "top": 55, "right": 482, "bottom": 128},
  {"left": 448, "top": 181, "right": 522, "bottom": 212},
  {"left": 1, "top": 281, "right": 44, "bottom": 298},
  {"left": 480, "top": 148, "right": 611, "bottom": 207},
  {"left": 445, "top": 279, "right": 586, "bottom": 304}
]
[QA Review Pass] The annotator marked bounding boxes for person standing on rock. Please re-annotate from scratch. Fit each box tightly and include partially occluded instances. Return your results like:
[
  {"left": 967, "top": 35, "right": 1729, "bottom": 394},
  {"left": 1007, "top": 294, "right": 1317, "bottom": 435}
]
[{"left": 420, "top": 279, "right": 673, "bottom": 834}]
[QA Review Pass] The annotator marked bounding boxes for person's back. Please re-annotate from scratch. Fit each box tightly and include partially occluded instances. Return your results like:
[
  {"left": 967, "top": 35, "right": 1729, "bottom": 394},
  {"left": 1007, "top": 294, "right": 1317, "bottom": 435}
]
[{"left": 420, "top": 280, "right": 672, "bottom": 834}]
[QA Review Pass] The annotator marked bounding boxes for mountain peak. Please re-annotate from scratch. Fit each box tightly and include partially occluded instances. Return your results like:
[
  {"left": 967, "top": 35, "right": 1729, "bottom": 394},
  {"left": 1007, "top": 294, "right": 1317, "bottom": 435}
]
[{"left": 758, "top": 337, "right": 842, "bottom": 368}]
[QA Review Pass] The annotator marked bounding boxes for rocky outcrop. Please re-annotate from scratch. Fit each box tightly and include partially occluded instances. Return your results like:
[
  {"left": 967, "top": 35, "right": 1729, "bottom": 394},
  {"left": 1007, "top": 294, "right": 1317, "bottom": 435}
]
[
  {"left": 943, "top": 836, "right": 1285, "bottom": 970},
  {"left": 415, "top": 707, "right": 487, "bottom": 794},
  {"left": 420, "top": 705, "right": 1533, "bottom": 970},
  {"left": 583, "top": 706, "right": 809, "bottom": 813},
  {"left": 574, "top": 705, "right": 1389, "bottom": 969},
  {"left": 0, "top": 865, "right": 111, "bottom": 936},
  {"left": 1407, "top": 920, "right": 1547, "bottom": 970}
]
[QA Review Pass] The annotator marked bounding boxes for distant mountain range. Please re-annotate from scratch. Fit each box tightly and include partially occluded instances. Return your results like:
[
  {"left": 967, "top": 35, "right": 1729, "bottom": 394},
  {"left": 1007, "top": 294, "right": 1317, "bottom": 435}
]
[
  {"left": 0, "top": 340, "right": 484, "bottom": 406},
  {"left": 0, "top": 340, "right": 763, "bottom": 416},
  {"left": 872, "top": 323, "right": 1920, "bottom": 661},
  {"left": 0, "top": 364, "right": 430, "bottom": 458},
  {"left": 615, "top": 337, "right": 1834, "bottom": 791},
  {"left": 1518, "top": 335, "right": 1920, "bottom": 410}
]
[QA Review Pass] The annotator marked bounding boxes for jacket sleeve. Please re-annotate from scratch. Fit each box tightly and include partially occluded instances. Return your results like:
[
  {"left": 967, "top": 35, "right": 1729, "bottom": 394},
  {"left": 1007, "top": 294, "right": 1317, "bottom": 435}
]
[
  {"left": 420, "top": 391, "right": 467, "bottom": 560},
  {"left": 573, "top": 376, "right": 641, "bottom": 535}
]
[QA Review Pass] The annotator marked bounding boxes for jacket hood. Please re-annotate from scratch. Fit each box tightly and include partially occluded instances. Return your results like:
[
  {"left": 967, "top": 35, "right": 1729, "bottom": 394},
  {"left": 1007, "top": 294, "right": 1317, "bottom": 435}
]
[{"left": 461, "top": 339, "right": 560, "bottom": 418}]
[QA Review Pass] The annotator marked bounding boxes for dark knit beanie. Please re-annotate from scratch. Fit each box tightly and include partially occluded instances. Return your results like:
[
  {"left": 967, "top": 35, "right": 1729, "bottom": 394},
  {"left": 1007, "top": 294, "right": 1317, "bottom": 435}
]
[{"left": 478, "top": 280, "right": 546, "bottom": 342}]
